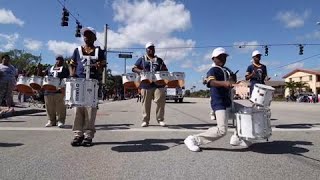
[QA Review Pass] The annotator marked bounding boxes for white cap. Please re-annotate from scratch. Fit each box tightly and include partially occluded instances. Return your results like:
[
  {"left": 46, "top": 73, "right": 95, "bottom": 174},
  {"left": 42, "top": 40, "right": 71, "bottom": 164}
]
[
  {"left": 145, "top": 42, "right": 155, "bottom": 48},
  {"left": 252, "top": 50, "right": 262, "bottom": 57},
  {"left": 81, "top": 27, "right": 96, "bottom": 36},
  {"left": 211, "top": 47, "right": 228, "bottom": 58}
]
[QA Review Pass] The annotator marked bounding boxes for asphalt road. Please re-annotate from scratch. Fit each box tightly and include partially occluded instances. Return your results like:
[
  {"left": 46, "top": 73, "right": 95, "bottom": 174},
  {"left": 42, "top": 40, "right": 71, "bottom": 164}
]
[{"left": 1, "top": 98, "right": 320, "bottom": 180}]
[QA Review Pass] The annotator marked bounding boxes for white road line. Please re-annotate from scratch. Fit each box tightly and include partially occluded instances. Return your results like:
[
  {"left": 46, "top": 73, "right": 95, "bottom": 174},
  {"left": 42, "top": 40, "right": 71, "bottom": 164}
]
[{"left": 0, "top": 127, "right": 320, "bottom": 132}]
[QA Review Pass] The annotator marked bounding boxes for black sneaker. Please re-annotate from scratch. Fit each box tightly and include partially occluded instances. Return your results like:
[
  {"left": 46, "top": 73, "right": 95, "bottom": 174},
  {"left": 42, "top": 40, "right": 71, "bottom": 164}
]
[
  {"left": 82, "top": 138, "right": 93, "bottom": 147},
  {"left": 71, "top": 136, "right": 84, "bottom": 147}
]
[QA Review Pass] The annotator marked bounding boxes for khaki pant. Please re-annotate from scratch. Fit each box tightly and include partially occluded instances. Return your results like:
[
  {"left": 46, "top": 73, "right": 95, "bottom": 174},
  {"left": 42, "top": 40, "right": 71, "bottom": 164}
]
[
  {"left": 44, "top": 93, "right": 66, "bottom": 123},
  {"left": 141, "top": 88, "right": 166, "bottom": 123},
  {"left": 72, "top": 107, "right": 97, "bottom": 139},
  {"left": 194, "top": 108, "right": 230, "bottom": 145}
]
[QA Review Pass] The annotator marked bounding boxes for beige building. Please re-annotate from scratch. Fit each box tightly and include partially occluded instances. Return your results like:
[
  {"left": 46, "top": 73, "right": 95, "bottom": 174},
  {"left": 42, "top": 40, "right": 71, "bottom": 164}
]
[
  {"left": 234, "top": 80, "right": 285, "bottom": 99},
  {"left": 282, "top": 68, "right": 320, "bottom": 96}
]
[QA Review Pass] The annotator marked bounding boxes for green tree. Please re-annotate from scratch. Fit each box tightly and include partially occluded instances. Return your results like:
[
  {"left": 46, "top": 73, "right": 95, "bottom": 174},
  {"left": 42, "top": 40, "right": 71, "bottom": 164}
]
[
  {"left": 284, "top": 81, "right": 296, "bottom": 96},
  {"left": 1, "top": 49, "right": 41, "bottom": 72},
  {"left": 295, "top": 81, "right": 309, "bottom": 93}
]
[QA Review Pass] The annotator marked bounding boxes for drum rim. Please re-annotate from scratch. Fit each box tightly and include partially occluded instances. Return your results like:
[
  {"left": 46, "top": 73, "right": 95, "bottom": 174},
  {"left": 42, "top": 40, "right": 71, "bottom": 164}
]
[{"left": 254, "top": 83, "right": 275, "bottom": 90}]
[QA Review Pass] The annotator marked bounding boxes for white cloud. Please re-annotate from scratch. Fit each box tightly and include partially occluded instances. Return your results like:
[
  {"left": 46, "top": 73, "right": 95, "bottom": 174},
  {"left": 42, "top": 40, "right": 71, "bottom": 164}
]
[
  {"left": 0, "top": 33, "right": 19, "bottom": 51},
  {"left": 284, "top": 62, "right": 304, "bottom": 70},
  {"left": 47, "top": 40, "right": 79, "bottom": 56},
  {"left": 181, "top": 59, "right": 193, "bottom": 68},
  {"left": 275, "top": 10, "right": 310, "bottom": 28},
  {"left": 23, "top": 39, "right": 42, "bottom": 51},
  {"left": 0, "top": 8, "right": 24, "bottom": 26},
  {"left": 303, "top": 30, "right": 320, "bottom": 40},
  {"left": 233, "top": 41, "right": 260, "bottom": 53},
  {"left": 102, "top": 0, "right": 195, "bottom": 62},
  {"left": 194, "top": 63, "right": 211, "bottom": 73}
]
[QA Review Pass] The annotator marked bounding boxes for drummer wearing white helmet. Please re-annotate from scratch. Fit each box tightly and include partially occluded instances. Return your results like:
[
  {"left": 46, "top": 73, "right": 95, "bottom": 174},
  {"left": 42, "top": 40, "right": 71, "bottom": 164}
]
[
  {"left": 132, "top": 42, "right": 168, "bottom": 127},
  {"left": 68, "top": 26, "right": 106, "bottom": 146},
  {"left": 184, "top": 47, "right": 241, "bottom": 152},
  {"left": 245, "top": 50, "right": 270, "bottom": 96}
]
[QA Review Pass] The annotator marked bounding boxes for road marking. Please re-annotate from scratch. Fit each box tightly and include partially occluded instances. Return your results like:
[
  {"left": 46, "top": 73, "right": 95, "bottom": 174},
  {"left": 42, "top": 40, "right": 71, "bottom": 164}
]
[{"left": 0, "top": 127, "right": 320, "bottom": 132}]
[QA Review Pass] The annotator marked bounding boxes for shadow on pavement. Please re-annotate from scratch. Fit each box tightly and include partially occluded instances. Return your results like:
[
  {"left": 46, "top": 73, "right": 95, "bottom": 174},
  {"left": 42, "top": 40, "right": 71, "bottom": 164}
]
[
  {"left": 201, "top": 140, "right": 313, "bottom": 155},
  {"left": 95, "top": 138, "right": 184, "bottom": 152},
  {"left": 0, "top": 120, "right": 25, "bottom": 123},
  {"left": 96, "top": 123, "right": 134, "bottom": 130},
  {"left": 0, "top": 109, "right": 46, "bottom": 119},
  {"left": 275, "top": 123, "right": 320, "bottom": 129},
  {"left": 0, "top": 142, "right": 24, "bottom": 147},
  {"left": 166, "top": 101, "right": 196, "bottom": 104}
]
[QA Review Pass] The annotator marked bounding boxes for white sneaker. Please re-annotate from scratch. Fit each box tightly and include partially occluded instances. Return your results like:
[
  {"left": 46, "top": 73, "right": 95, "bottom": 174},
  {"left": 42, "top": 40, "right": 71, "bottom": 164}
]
[
  {"left": 57, "top": 122, "right": 64, "bottom": 128},
  {"left": 141, "top": 122, "right": 148, "bottom": 127},
  {"left": 230, "top": 134, "right": 241, "bottom": 146},
  {"left": 184, "top": 135, "right": 200, "bottom": 152},
  {"left": 159, "top": 121, "right": 166, "bottom": 127},
  {"left": 230, "top": 135, "right": 252, "bottom": 147},
  {"left": 45, "top": 121, "right": 54, "bottom": 127}
]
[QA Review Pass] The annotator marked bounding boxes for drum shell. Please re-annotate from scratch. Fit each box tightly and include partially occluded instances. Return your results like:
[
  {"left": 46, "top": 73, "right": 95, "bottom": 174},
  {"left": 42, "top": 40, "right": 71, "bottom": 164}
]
[
  {"left": 122, "top": 73, "right": 140, "bottom": 89},
  {"left": 154, "top": 71, "right": 170, "bottom": 86},
  {"left": 140, "top": 72, "right": 153, "bottom": 86},
  {"left": 236, "top": 107, "right": 272, "bottom": 140},
  {"left": 42, "top": 76, "right": 61, "bottom": 92},
  {"left": 250, "top": 83, "right": 275, "bottom": 107},
  {"left": 64, "top": 78, "right": 98, "bottom": 108},
  {"left": 16, "top": 76, "right": 33, "bottom": 94},
  {"left": 167, "top": 72, "right": 185, "bottom": 88},
  {"left": 29, "top": 76, "right": 43, "bottom": 90}
]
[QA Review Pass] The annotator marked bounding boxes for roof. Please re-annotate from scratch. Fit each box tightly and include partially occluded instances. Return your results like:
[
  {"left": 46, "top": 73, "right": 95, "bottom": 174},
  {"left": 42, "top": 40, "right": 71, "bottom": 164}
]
[
  {"left": 236, "top": 80, "right": 285, "bottom": 87},
  {"left": 282, "top": 68, "right": 320, "bottom": 78}
]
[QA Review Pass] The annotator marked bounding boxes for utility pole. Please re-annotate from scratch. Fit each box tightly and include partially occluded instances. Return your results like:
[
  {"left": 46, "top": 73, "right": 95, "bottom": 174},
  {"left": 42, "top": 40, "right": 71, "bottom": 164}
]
[{"left": 103, "top": 24, "right": 108, "bottom": 85}]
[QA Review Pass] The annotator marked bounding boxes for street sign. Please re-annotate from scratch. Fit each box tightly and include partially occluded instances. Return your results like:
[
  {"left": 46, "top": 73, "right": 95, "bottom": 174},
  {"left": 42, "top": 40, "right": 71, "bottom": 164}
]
[{"left": 118, "top": 54, "right": 132, "bottom": 59}]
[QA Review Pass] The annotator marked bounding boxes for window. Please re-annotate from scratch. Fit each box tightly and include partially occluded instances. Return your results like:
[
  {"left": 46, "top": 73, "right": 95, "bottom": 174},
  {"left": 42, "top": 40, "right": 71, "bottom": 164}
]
[
  {"left": 309, "top": 75, "right": 312, "bottom": 81},
  {"left": 289, "top": 78, "right": 292, "bottom": 82},
  {"left": 300, "top": 77, "right": 302, "bottom": 81}
]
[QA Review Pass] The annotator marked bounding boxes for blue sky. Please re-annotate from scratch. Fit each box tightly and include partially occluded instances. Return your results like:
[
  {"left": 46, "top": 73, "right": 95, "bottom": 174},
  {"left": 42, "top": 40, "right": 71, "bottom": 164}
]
[{"left": 1, "top": 0, "right": 320, "bottom": 90}]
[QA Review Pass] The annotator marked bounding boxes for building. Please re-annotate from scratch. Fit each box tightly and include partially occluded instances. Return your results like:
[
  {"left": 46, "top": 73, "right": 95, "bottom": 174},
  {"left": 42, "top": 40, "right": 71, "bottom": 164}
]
[
  {"left": 282, "top": 68, "right": 320, "bottom": 97},
  {"left": 234, "top": 80, "right": 285, "bottom": 99}
]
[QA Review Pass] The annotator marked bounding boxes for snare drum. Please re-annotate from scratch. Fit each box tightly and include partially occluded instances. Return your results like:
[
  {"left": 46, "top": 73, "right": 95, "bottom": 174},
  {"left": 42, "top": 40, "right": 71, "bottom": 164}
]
[
  {"left": 236, "top": 107, "right": 272, "bottom": 140},
  {"left": 64, "top": 78, "right": 98, "bottom": 108},
  {"left": 154, "top": 71, "right": 170, "bottom": 86},
  {"left": 29, "top": 75, "right": 43, "bottom": 90},
  {"left": 167, "top": 72, "right": 185, "bottom": 88},
  {"left": 42, "top": 76, "right": 61, "bottom": 92},
  {"left": 140, "top": 72, "right": 153, "bottom": 86},
  {"left": 16, "top": 76, "right": 33, "bottom": 94},
  {"left": 250, "top": 83, "right": 275, "bottom": 107},
  {"left": 122, "top": 73, "right": 140, "bottom": 89}
]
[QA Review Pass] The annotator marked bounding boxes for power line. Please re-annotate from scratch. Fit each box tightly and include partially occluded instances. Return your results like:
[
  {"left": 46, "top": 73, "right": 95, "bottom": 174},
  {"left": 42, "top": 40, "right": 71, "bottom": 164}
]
[
  {"left": 107, "top": 43, "right": 320, "bottom": 50},
  {"left": 272, "top": 53, "right": 320, "bottom": 70}
]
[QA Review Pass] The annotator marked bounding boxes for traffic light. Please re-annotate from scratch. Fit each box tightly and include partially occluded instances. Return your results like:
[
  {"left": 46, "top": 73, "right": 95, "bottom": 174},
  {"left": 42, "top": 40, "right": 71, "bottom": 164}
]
[
  {"left": 299, "top": 44, "right": 304, "bottom": 55},
  {"left": 264, "top": 45, "right": 269, "bottom": 56},
  {"left": 75, "top": 21, "right": 82, "bottom": 37},
  {"left": 61, "top": 8, "right": 69, "bottom": 27}
]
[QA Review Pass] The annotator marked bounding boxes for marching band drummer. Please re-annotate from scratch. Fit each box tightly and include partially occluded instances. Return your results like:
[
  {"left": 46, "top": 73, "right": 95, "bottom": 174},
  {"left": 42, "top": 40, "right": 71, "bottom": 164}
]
[
  {"left": 132, "top": 42, "right": 168, "bottom": 127},
  {"left": 184, "top": 47, "right": 250, "bottom": 152},
  {"left": 68, "top": 27, "right": 106, "bottom": 147},
  {"left": 44, "top": 55, "right": 69, "bottom": 128},
  {"left": 245, "top": 50, "right": 270, "bottom": 96}
]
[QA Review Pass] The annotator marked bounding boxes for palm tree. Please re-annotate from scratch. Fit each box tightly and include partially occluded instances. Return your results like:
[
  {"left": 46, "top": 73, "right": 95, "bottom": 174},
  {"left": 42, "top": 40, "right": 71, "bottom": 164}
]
[
  {"left": 284, "top": 81, "right": 296, "bottom": 97},
  {"left": 295, "top": 81, "right": 309, "bottom": 93}
]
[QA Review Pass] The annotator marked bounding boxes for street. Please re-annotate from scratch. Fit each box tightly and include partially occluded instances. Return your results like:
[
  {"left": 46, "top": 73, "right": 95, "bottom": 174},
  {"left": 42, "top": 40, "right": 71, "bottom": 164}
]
[{"left": 1, "top": 98, "right": 320, "bottom": 180}]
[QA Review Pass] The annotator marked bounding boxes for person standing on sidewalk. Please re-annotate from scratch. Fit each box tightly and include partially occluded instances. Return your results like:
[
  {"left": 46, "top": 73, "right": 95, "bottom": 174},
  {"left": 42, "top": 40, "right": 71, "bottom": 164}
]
[
  {"left": 0, "top": 54, "right": 17, "bottom": 114},
  {"left": 68, "top": 27, "right": 106, "bottom": 146},
  {"left": 44, "top": 55, "right": 69, "bottom": 128},
  {"left": 132, "top": 42, "right": 168, "bottom": 127}
]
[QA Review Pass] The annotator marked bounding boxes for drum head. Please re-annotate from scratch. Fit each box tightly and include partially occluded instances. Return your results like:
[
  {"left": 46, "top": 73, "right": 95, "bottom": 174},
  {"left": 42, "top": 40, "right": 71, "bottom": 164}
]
[
  {"left": 16, "top": 84, "right": 33, "bottom": 94},
  {"left": 42, "top": 85, "right": 57, "bottom": 92},
  {"left": 30, "top": 83, "right": 42, "bottom": 90}
]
